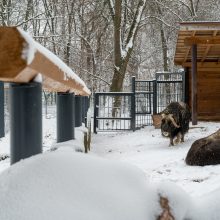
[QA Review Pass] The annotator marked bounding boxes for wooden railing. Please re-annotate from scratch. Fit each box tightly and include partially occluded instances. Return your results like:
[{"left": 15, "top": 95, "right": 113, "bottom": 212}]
[
  {"left": 0, "top": 27, "right": 91, "bottom": 164},
  {"left": 0, "top": 26, "right": 90, "bottom": 96}
]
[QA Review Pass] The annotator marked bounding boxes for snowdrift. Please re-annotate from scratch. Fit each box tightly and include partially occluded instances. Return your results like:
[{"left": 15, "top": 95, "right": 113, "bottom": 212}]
[{"left": 0, "top": 148, "right": 219, "bottom": 220}]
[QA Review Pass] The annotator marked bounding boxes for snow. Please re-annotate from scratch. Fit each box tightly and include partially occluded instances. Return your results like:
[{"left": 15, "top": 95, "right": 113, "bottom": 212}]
[
  {"left": 91, "top": 122, "right": 220, "bottom": 197},
  {"left": 17, "top": 28, "right": 91, "bottom": 96},
  {"left": 33, "top": 73, "right": 43, "bottom": 83},
  {"left": 17, "top": 28, "right": 36, "bottom": 65},
  {"left": 1, "top": 119, "right": 220, "bottom": 219},
  {"left": 121, "top": 0, "right": 146, "bottom": 58},
  {"left": 0, "top": 150, "right": 161, "bottom": 220},
  {"left": 156, "top": 181, "right": 192, "bottom": 220}
]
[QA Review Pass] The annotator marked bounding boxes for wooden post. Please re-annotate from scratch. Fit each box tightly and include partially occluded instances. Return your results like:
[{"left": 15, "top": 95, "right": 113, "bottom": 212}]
[
  {"left": 184, "top": 68, "right": 189, "bottom": 104},
  {"left": 191, "top": 44, "right": 198, "bottom": 125}
]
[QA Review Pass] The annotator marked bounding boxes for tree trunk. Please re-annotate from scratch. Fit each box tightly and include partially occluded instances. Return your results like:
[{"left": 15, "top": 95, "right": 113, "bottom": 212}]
[
  {"left": 109, "top": 0, "right": 146, "bottom": 92},
  {"left": 157, "top": 3, "right": 170, "bottom": 105}
]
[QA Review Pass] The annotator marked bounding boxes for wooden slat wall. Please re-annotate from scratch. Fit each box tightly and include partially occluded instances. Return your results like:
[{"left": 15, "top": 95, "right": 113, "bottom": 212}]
[{"left": 188, "top": 69, "right": 220, "bottom": 120}]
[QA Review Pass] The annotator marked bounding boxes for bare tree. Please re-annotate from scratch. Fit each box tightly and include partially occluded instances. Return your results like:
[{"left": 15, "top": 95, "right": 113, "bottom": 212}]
[{"left": 107, "top": 0, "right": 147, "bottom": 92}]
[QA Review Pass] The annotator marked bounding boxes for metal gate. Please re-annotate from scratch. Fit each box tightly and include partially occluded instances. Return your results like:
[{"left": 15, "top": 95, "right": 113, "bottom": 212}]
[
  {"left": 134, "top": 79, "right": 156, "bottom": 129},
  {"left": 94, "top": 71, "right": 185, "bottom": 132},
  {"left": 93, "top": 92, "right": 135, "bottom": 133},
  {"left": 155, "top": 72, "right": 185, "bottom": 113}
]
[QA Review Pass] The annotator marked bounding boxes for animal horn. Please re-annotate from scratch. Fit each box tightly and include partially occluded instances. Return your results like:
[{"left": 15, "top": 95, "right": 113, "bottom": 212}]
[
  {"left": 168, "top": 114, "right": 180, "bottom": 128},
  {"left": 161, "top": 113, "right": 166, "bottom": 119}
]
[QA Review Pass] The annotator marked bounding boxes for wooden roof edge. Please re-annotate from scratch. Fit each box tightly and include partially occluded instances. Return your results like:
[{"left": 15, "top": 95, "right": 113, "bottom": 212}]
[
  {"left": 179, "top": 21, "right": 220, "bottom": 31},
  {"left": 0, "top": 26, "right": 91, "bottom": 96},
  {"left": 174, "top": 60, "right": 220, "bottom": 68}
]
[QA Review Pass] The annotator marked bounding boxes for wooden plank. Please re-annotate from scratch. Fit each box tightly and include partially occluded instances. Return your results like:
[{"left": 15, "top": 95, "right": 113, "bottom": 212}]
[
  {"left": 184, "top": 36, "right": 220, "bottom": 46},
  {"left": 180, "top": 62, "right": 220, "bottom": 68},
  {"left": 180, "top": 22, "right": 220, "bottom": 31},
  {"left": 0, "top": 27, "right": 28, "bottom": 79},
  {"left": 0, "top": 27, "right": 90, "bottom": 96},
  {"left": 182, "top": 31, "right": 196, "bottom": 64},
  {"left": 201, "top": 31, "right": 218, "bottom": 62},
  {"left": 197, "top": 115, "right": 220, "bottom": 121}
]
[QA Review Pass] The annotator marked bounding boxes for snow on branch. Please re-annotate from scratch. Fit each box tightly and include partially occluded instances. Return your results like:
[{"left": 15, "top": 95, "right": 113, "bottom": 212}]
[
  {"left": 140, "top": 16, "right": 178, "bottom": 30},
  {"left": 154, "top": 0, "right": 184, "bottom": 22},
  {"left": 15, "top": 12, "right": 45, "bottom": 27},
  {"left": 107, "top": 0, "right": 115, "bottom": 21},
  {"left": 121, "top": 0, "right": 147, "bottom": 59}
]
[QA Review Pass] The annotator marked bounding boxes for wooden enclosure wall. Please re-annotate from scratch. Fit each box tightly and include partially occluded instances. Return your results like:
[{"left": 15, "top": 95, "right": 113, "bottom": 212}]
[{"left": 188, "top": 69, "right": 220, "bottom": 120}]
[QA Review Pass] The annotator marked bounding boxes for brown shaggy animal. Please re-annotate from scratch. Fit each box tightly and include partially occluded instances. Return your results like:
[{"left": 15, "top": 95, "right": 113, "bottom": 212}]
[
  {"left": 160, "top": 102, "right": 191, "bottom": 146},
  {"left": 185, "top": 129, "right": 220, "bottom": 166}
]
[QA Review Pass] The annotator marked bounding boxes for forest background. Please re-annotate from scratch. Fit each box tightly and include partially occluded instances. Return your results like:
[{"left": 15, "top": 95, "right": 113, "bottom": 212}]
[{"left": 1, "top": 0, "right": 220, "bottom": 92}]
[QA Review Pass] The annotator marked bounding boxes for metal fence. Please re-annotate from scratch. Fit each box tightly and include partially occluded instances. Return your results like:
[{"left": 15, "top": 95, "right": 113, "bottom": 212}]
[
  {"left": 93, "top": 92, "right": 135, "bottom": 133},
  {"left": 155, "top": 72, "right": 185, "bottom": 113},
  {"left": 94, "top": 71, "right": 185, "bottom": 132},
  {"left": 134, "top": 79, "right": 156, "bottom": 129}
]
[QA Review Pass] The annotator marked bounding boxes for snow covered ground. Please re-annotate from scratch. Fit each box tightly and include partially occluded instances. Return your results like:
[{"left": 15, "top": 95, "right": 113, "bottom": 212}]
[
  {"left": 1, "top": 118, "right": 220, "bottom": 196},
  {"left": 1, "top": 115, "right": 220, "bottom": 219},
  {"left": 91, "top": 121, "right": 220, "bottom": 197}
]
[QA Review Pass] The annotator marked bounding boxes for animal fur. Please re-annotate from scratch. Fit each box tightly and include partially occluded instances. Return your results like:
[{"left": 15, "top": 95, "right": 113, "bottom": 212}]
[
  {"left": 185, "top": 129, "right": 220, "bottom": 166},
  {"left": 160, "top": 102, "right": 191, "bottom": 146}
]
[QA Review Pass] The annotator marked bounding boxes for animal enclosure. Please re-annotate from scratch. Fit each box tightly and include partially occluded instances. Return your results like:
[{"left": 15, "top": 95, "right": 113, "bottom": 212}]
[{"left": 94, "top": 72, "right": 185, "bottom": 132}]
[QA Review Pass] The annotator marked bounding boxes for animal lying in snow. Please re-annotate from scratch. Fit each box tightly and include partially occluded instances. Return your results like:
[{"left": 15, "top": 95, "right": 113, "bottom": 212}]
[
  {"left": 160, "top": 102, "right": 191, "bottom": 146},
  {"left": 185, "top": 129, "right": 220, "bottom": 166}
]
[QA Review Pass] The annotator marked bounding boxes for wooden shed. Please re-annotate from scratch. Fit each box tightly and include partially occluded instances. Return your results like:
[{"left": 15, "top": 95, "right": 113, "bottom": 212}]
[{"left": 174, "top": 21, "right": 220, "bottom": 124}]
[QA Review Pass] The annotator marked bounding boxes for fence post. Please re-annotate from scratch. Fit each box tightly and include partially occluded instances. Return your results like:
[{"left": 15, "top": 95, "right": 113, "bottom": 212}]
[
  {"left": 131, "top": 76, "right": 136, "bottom": 131},
  {"left": 81, "top": 96, "right": 86, "bottom": 124},
  {"left": 10, "top": 82, "right": 42, "bottom": 165},
  {"left": 75, "top": 95, "right": 82, "bottom": 127},
  {"left": 153, "top": 80, "right": 157, "bottom": 114},
  {"left": 84, "top": 96, "right": 89, "bottom": 127},
  {"left": 0, "top": 82, "right": 4, "bottom": 138},
  {"left": 82, "top": 96, "right": 89, "bottom": 124},
  {"left": 57, "top": 92, "right": 75, "bottom": 142},
  {"left": 93, "top": 93, "right": 99, "bottom": 134}
]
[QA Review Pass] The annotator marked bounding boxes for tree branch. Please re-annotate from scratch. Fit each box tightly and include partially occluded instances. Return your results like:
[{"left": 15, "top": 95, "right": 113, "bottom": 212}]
[
  {"left": 107, "top": 0, "right": 115, "bottom": 21},
  {"left": 154, "top": 0, "right": 183, "bottom": 21},
  {"left": 176, "top": 0, "right": 193, "bottom": 17},
  {"left": 15, "top": 12, "right": 45, "bottom": 27},
  {"left": 123, "top": 0, "right": 147, "bottom": 58}
]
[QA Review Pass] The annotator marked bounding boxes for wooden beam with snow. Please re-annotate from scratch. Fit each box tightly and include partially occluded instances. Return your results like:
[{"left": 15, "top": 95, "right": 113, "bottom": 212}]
[
  {"left": 184, "top": 36, "right": 220, "bottom": 46},
  {"left": 179, "top": 21, "right": 220, "bottom": 31},
  {"left": 0, "top": 27, "right": 90, "bottom": 96}
]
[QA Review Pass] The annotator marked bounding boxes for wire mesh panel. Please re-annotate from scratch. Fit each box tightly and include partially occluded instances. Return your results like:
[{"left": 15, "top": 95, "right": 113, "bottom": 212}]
[
  {"left": 156, "top": 72, "right": 185, "bottom": 113},
  {"left": 135, "top": 80, "right": 155, "bottom": 128},
  {"left": 94, "top": 92, "right": 133, "bottom": 132},
  {"left": 94, "top": 73, "right": 185, "bottom": 133}
]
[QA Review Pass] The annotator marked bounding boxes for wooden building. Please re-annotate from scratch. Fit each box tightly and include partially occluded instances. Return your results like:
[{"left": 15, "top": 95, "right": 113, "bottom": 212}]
[{"left": 175, "top": 22, "right": 220, "bottom": 124}]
